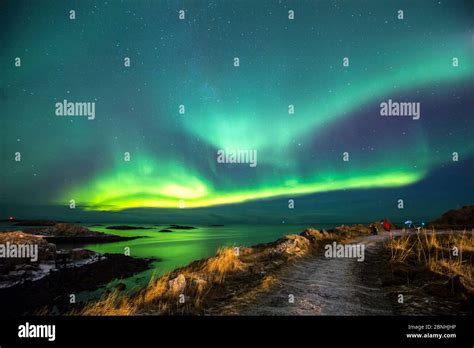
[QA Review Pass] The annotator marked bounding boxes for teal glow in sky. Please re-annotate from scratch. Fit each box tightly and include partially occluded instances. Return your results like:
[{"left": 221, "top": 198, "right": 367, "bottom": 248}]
[{"left": 1, "top": 0, "right": 473, "bottom": 219}]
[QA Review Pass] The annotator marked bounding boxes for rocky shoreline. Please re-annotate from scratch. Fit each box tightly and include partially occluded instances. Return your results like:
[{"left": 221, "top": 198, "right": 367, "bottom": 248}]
[
  {"left": 2, "top": 208, "right": 472, "bottom": 317},
  {"left": 76, "top": 214, "right": 473, "bottom": 316},
  {"left": 0, "top": 251, "right": 152, "bottom": 316},
  {"left": 21, "top": 222, "right": 142, "bottom": 243},
  {"left": 0, "top": 223, "right": 153, "bottom": 316},
  {"left": 77, "top": 224, "right": 374, "bottom": 315}
]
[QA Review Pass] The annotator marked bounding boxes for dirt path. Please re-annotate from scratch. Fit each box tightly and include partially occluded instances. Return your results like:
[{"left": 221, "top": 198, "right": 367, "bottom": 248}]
[{"left": 233, "top": 231, "right": 402, "bottom": 315}]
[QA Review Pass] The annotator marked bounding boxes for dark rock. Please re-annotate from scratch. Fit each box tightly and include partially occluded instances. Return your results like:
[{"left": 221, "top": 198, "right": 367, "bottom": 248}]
[
  {"left": 0, "top": 232, "right": 56, "bottom": 273},
  {"left": 26, "top": 223, "right": 142, "bottom": 244},
  {"left": 429, "top": 205, "right": 474, "bottom": 230},
  {"left": 0, "top": 253, "right": 153, "bottom": 316},
  {"left": 299, "top": 228, "right": 334, "bottom": 241},
  {"left": 44, "top": 235, "right": 140, "bottom": 244},
  {"left": 115, "top": 282, "right": 126, "bottom": 291},
  {"left": 14, "top": 220, "right": 56, "bottom": 227},
  {"left": 334, "top": 224, "right": 371, "bottom": 236},
  {"left": 35, "top": 223, "right": 92, "bottom": 236},
  {"left": 272, "top": 235, "right": 311, "bottom": 256},
  {"left": 69, "top": 248, "right": 95, "bottom": 261},
  {"left": 168, "top": 274, "right": 186, "bottom": 294},
  {"left": 167, "top": 225, "right": 196, "bottom": 230}
]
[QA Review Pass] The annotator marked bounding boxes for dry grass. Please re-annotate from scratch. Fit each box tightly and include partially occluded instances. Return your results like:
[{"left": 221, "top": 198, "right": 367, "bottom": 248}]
[
  {"left": 76, "top": 226, "right": 367, "bottom": 316},
  {"left": 202, "top": 247, "right": 244, "bottom": 283},
  {"left": 141, "top": 274, "right": 169, "bottom": 305},
  {"left": 388, "top": 232, "right": 415, "bottom": 262},
  {"left": 79, "top": 290, "right": 135, "bottom": 316},
  {"left": 260, "top": 275, "right": 277, "bottom": 290},
  {"left": 76, "top": 246, "right": 246, "bottom": 316},
  {"left": 34, "top": 306, "right": 50, "bottom": 316},
  {"left": 386, "top": 229, "right": 474, "bottom": 288}
]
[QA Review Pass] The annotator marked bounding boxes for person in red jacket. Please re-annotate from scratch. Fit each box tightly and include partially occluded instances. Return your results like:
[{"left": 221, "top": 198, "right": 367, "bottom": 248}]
[{"left": 382, "top": 218, "right": 391, "bottom": 232}]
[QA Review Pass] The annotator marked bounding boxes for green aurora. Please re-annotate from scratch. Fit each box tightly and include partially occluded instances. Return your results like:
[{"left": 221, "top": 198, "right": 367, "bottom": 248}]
[{"left": 1, "top": 0, "right": 473, "bottom": 217}]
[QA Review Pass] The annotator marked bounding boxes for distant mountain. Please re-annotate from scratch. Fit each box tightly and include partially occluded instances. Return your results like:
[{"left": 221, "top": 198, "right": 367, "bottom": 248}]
[{"left": 429, "top": 205, "right": 474, "bottom": 230}]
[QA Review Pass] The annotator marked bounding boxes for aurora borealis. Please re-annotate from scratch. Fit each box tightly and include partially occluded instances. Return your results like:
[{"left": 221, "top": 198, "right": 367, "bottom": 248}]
[{"left": 1, "top": 0, "right": 473, "bottom": 223}]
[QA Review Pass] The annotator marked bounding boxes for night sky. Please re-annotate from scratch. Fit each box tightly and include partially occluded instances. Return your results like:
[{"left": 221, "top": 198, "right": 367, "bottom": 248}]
[{"left": 1, "top": 0, "right": 473, "bottom": 223}]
